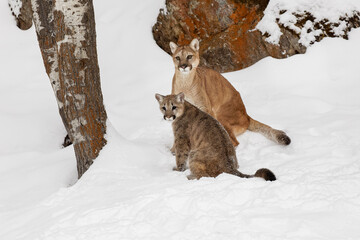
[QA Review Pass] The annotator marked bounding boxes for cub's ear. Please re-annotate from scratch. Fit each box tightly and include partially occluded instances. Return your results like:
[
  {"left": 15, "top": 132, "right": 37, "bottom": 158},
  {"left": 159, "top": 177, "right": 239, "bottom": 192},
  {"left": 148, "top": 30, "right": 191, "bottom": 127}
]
[
  {"left": 175, "top": 92, "right": 185, "bottom": 103},
  {"left": 189, "top": 39, "right": 199, "bottom": 52},
  {"left": 169, "top": 42, "right": 178, "bottom": 54},
  {"left": 155, "top": 93, "right": 164, "bottom": 103}
]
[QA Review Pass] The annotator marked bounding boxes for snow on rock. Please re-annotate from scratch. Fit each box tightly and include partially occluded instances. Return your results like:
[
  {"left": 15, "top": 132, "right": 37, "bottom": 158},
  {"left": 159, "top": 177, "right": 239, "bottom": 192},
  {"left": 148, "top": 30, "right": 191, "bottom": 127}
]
[{"left": 257, "top": 0, "right": 360, "bottom": 46}]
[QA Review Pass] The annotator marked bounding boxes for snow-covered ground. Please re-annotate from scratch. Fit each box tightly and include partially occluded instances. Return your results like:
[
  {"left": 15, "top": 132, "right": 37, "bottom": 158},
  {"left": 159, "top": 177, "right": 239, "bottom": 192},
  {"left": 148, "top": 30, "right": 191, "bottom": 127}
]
[{"left": 1, "top": 0, "right": 360, "bottom": 239}]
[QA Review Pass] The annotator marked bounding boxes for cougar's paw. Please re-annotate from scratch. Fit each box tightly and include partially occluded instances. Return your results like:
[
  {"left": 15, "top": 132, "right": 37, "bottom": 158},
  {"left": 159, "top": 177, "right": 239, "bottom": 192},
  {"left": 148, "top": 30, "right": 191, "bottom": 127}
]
[
  {"left": 187, "top": 174, "right": 198, "bottom": 180},
  {"left": 170, "top": 145, "right": 175, "bottom": 156},
  {"left": 173, "top": 165, "right": 186, "bottom": 172}
]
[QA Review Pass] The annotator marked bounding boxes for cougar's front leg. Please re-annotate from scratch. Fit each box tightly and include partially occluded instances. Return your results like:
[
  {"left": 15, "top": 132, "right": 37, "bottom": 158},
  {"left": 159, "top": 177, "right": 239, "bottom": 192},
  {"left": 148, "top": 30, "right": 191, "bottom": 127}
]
[
  {"left": 173, "top": 145, "right": 190, "bottom": 172},
  {"left": 172, "top": 131, "right": 190, "bottom": 172},
  {"left": 170, "top": 144, "right": 175, "bottom": 155}
]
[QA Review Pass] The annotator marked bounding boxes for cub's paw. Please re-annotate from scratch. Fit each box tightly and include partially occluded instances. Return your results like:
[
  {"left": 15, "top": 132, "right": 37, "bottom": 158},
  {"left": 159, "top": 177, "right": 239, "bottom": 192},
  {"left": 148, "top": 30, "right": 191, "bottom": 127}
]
[
  {"left": 170, "top": 146, "right": 175, "bottom": 156},
  {"left": 187, "top": 174, "right": 198, "bottom": 180},
  {"left": 173, "top": 165, "right": 186, "bottom": 172}
]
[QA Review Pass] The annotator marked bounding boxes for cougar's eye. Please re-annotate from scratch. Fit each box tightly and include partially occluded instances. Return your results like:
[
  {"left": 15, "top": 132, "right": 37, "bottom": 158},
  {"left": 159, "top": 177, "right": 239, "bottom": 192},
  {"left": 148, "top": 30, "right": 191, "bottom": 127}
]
[
  {"left": 175, "top": 56, "right": 180, "bottom": 61},
  {"left": 162, "top": 106, "right": 166, "bottom": 111},
  {"left": 187, "top": 55, "right": 193, "bottom": 60},
  {"left": 172, "top": 106, "right": 177, "bottom": 110}
]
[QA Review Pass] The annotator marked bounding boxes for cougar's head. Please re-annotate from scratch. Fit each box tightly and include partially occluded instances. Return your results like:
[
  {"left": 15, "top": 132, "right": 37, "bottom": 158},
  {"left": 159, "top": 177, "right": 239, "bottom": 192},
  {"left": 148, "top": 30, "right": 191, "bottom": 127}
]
[
  {"left": 155, "top": 92, "right": 185, "bottom": 121},
  {"left": 169, "top": 39, "right": 200, "bottom": 74}
]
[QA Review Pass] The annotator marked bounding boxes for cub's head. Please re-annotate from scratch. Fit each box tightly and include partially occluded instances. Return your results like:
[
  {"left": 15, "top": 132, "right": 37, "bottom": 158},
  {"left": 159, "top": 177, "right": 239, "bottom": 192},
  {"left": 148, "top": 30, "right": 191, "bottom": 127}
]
[
  {"left": 155, "top": 92, "right": 185, "bottom": 121},
  {"left": 169, "top": 39, "right": 200, "bottom": 74}
]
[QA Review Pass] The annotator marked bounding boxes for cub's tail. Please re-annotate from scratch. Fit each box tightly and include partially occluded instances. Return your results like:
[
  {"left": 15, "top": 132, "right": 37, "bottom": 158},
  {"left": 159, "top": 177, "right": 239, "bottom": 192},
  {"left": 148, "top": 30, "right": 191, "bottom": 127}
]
[
  {"left": 230, "top": 168, "right": 276, "bottom": 181},
  {"left": 248, "top": 117, "right": 291, "bottom": 145}
]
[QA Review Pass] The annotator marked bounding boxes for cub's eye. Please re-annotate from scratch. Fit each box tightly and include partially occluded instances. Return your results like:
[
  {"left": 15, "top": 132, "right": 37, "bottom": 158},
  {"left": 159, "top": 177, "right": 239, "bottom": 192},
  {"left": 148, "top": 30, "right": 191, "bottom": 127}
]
[
  {"left": 187, "top": 55, "right": 193, "bottom": 60},
  {"left": 162, "top": 107, "right": 166, "bottom": 111},
  {"left": 175, "top": 56, "right": 180, "bottom": 61},
  {"left": 172, "top": 106, "right": 177, "bottom": 110}
]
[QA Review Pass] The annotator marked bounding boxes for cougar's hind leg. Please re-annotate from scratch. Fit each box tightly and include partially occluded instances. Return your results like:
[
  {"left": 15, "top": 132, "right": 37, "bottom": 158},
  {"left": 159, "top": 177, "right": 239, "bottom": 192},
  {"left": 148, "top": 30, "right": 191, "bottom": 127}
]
[
  {"left": 222, "top": 123, "right": 239, "bottom": 147},
  {"left": 216, "top": 103, "right": 250, "bottom": 147},
  {"left": 188, "top": 160, "right": 208, "bottom": 180},
  {"left": 187, "top": 150, "right": 212, "bottom": 180}
]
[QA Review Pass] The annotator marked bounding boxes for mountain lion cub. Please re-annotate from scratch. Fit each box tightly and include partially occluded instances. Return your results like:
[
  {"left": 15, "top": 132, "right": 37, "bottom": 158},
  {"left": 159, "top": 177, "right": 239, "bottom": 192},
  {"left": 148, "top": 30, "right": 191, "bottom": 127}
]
[
  {"left": 155, "top": 92, "right": 276, "bottom": 181},
  {"left": 170, "top": 39, "right": 290, "bottom": 147}
]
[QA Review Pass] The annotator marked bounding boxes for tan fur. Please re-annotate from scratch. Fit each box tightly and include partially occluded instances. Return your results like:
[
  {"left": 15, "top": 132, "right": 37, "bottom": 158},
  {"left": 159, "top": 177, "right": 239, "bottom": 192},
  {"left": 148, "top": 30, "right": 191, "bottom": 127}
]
[
  {"left": 170, "top": 39, "right": 291, "bottom": 146},
  {"left": 155, "top": 93, "right": 276, "bottom": 181}
]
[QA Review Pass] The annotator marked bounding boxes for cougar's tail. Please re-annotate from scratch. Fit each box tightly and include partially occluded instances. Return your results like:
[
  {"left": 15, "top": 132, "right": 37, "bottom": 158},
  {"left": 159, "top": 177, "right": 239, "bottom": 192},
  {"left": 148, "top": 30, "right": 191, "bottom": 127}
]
[
  {"left": 248, "top": 117, "right": 291, "bottom": 145},
  {"left": 230, "top": 168, "right": 276, "bottom": 181}
]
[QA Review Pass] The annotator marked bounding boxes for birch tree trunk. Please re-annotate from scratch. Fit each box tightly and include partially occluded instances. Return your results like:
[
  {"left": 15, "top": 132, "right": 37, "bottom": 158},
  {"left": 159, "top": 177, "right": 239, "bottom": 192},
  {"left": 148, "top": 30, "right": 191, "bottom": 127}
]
[{"left": 31, "top": 0, "right": 107, "bottom": 178}]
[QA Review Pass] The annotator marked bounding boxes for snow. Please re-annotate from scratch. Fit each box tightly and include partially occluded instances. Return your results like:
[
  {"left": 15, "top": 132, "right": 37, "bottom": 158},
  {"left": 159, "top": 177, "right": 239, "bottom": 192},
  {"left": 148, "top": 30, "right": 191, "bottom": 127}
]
[
  {"left": 1, "top": 0, "right": 360, "bottom": 239},
  {"left": 256, "top": 0, "right": 360, "bottom": 46},
  {"left": 8, "top": 0, "right": 22, "bottom": 17}
]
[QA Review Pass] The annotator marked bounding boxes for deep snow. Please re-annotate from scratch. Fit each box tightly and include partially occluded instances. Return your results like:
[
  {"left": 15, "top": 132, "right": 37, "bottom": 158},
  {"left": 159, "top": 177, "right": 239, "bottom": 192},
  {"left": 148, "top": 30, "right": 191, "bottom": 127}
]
[{"left": 1, "top": 0, "right": 360, "bottom": 239}]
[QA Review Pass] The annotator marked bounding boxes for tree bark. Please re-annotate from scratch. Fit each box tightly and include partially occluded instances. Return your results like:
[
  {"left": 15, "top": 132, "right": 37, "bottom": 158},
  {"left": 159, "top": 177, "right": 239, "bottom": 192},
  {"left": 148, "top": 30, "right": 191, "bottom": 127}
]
[
  {"left": 31, "top": 0, "right": 107, "bottom": 178},
  {"left": 9, "top": 0, "right": 33, "bottom": 30}
]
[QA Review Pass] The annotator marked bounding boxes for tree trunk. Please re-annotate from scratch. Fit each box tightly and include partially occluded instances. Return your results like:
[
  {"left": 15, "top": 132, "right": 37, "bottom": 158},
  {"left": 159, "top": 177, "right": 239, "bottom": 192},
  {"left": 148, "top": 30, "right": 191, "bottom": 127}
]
[{"left": 31, "top": 0, "right": 107, "bottom": 178}]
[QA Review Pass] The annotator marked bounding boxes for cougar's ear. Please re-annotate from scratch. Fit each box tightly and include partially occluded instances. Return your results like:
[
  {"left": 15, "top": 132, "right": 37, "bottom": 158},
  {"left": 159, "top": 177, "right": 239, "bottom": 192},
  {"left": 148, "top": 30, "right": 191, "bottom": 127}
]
[
  {"left": 189, "top": 39, "right": 199, "bottom": 52},
  {"left": 176, "top": 92, "right": 185, "bottom": 103},
  {"left": 169, "top": 42, "right": 178, "bottom": 54},
  {"left": 155, "top": 93, "right": 164, "bottom": 103}
]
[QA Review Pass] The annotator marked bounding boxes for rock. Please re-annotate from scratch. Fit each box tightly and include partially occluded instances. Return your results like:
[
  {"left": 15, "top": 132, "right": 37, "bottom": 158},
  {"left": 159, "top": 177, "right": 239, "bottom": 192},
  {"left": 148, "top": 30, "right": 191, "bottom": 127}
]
[{"left": 152, "top": 0, "right": 359, "bottom": 73}]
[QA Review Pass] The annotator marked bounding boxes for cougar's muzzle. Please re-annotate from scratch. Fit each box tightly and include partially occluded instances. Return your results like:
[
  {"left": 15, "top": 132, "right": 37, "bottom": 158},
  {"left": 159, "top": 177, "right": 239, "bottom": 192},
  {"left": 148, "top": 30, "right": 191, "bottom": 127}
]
[{"left": 164, "top": 115, "right": 176, "bottom": 121}]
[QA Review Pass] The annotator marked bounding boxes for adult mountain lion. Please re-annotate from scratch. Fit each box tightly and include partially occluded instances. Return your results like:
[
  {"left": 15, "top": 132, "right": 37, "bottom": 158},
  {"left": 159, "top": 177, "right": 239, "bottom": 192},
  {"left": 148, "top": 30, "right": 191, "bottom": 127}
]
[
  {"left": 170, "top": 39, "right": 291, "bottom": 147},
  {"left": 155, "top": 92, "right": 276, "bottom": 181}
]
